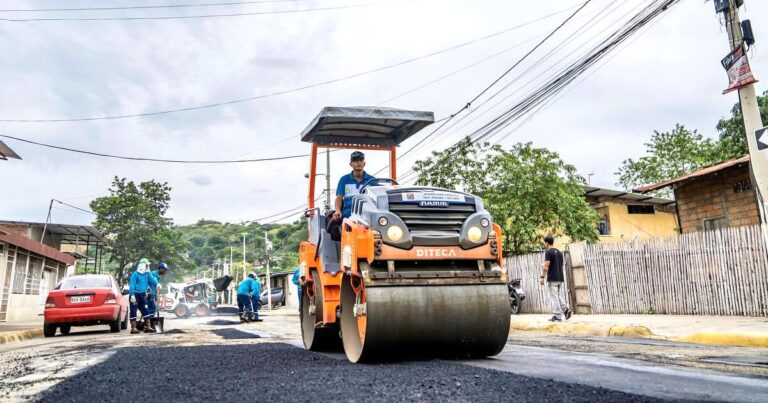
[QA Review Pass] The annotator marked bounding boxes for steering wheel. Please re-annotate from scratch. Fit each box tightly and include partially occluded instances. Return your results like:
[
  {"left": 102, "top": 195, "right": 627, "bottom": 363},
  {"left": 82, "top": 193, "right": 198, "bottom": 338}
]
[{"left": 360, "top": 177, "right": 399, "bottom": 193}]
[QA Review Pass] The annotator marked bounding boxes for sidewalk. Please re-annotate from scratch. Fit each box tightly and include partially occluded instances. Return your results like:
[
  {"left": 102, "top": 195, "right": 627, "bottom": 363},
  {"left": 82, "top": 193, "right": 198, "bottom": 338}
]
[
  {"left": 0, "top": 319, "right": 43, "bottom": 345},
  {"left": 510, "top": 314, "right": 768, "bottom": 348}
]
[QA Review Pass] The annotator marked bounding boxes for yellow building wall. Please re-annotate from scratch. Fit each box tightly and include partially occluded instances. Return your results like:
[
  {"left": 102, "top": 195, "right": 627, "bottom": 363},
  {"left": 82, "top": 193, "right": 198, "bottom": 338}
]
[{"left": 597, "top": 202, "right": 677, "bottom": 243}]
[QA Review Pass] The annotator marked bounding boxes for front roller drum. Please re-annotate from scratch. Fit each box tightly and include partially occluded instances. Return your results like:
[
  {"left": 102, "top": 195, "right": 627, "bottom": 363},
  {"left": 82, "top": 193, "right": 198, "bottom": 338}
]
[
  {"left": 301, "top": 270, "right": 341, "bottom": 351},
  {"left": 340, "top": 277, "right": 511, "bottom": 363}
]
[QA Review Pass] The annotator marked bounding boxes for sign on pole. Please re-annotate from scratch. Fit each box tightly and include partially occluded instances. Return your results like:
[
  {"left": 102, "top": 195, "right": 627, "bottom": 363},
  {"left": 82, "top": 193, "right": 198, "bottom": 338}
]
[
  {"left": 757, "top": 127, "right": 768, "bottom": 151},
  {"left": 721, "top": 45, "right": 758, "bottom": 94}
]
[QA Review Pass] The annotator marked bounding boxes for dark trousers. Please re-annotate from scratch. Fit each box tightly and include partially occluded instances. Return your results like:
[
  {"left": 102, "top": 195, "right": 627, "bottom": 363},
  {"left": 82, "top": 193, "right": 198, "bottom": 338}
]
[
  {"left": 147, "top": 295, "right": 157, "bottom": 317},
  {"left": 130, "top": 293, "right": 149, "bottom": 320},
  {"left": 250, "top": 295, "right": 260, "bottom": 320},
  {"left": 237, "top": 294, "right": 252, "bottom": 316}
]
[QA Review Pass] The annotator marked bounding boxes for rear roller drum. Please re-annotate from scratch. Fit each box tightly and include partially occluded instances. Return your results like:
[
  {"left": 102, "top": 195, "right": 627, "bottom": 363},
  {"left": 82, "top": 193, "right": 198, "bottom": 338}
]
[
  {"left": 301, "top": 270, "right": 341, "bottom": 351},
  {"left": 341, "top": 274, "right": 511, "bottom": 363}
]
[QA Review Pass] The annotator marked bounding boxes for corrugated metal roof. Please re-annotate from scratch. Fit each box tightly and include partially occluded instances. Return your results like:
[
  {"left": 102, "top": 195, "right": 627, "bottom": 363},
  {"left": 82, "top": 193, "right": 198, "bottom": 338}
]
[
  {"left": 0, "top": 229, "right": 76, "bottom": 265},
  {"left": 633, "top": 155, "right": 750, "bottom": 193},
  {"left": 583, "top": 186, "right": 675, "bottom": 205},
  {"left": 0, "top": 221, "right": 105, "bottom": 246}
]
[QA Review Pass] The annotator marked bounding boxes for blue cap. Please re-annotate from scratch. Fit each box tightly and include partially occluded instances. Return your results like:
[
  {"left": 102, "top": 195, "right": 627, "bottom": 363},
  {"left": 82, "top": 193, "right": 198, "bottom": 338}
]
[{"left": 158, "top": 262, "right": 170, "bottom": 270}]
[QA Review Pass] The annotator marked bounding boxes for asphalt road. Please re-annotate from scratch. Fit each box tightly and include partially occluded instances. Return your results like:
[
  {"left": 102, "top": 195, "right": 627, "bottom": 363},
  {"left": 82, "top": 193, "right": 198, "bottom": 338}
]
[
  {"left": 2, "top": 313, "right": 768, "bottom": 402},
  {"left": 36, "top": 341, "right": 661, "bottom": 403}
]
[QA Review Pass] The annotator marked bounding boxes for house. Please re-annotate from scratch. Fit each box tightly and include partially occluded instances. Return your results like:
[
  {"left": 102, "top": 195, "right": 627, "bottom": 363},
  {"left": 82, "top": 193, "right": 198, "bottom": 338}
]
[
  {"left": 581, "top": 186, "right": 678, "bottom": 242},
  {"left": 634, "top": 156, "right": 761, "bottom": 233},
  {"left": 0, "top": 221, "right": 105, "bottom": 323},
  {"left": 257, "top": 270, "right": 299, "bottom": 310}
]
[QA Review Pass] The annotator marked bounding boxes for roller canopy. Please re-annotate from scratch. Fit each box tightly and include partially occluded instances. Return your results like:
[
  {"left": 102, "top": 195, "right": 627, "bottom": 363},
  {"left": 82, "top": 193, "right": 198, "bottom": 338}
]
[{"left": 300, "top": 106, "right": 435, "bottom": 147}]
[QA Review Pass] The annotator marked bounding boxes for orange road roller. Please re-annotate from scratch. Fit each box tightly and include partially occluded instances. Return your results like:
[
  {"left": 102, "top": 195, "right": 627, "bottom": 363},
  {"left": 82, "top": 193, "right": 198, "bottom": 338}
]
[{"left": 298, "top": 106, "right": 510, "bottom": 363}]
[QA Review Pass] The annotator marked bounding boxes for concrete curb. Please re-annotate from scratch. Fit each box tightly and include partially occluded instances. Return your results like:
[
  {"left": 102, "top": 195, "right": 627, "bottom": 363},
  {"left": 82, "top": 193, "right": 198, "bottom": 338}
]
[
  {"left": 674, "top": 332, "right": 768, "bottom": 348},
  {"left": 510, "top": 322, "right": 653, "bottom": 338},
  {"left": 0, "top": 328, "right": 43, "bottom": 345},
  {"left": 510, "top": 322, "right": 768, "bottom": 348}
]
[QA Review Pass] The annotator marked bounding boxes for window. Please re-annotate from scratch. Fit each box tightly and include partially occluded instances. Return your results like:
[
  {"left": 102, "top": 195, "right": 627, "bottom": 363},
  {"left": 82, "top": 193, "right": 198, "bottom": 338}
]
[
  {"left": 56, "top": 276, "right": 111, "bottom": 290},
  {"left": 703, "top": 217, "right": 727, "bottom": 232},
  {"left": 11, "top": 251, "right": 28, "bottom": 294},
  {"left": 25, "top": 256, "right": 44, "bottom": 295},
  {"left": 733, "top": 180, "right": 752, "bottom": 193},
  {"left": 627, "top": 205, "right": 655, "bottom": 214}
]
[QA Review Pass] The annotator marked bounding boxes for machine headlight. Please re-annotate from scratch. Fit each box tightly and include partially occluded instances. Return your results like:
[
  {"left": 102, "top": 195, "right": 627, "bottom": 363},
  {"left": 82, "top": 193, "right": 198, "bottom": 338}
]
[
  {"left": 378, "top": 216, "right": 388, "bottom": 226},
  {"left": 480, "top": 218, "right": 490, "bottom": 227},
  {"left": 387, "top": 225, "right": 404, "bottom": 242},
  {"left": 468, "top": 226, "right": 483, "bottom": 243}
]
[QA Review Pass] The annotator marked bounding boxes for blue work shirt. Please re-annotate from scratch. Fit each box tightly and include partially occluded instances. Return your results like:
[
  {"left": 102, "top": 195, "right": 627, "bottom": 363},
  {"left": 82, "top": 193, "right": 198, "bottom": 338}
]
[
  {"left": 129, "top": 271, "right": 158, "bottom": 296},
  {"left": 237, "top": 278, "right": 257, "bottom": 296},
  {"left": 148, "top": 271, "right": 162, "bottom": 296},
  {"left": 336, "top": 171, "right": 377, "bottom": 218},
  {"left": 292, "top": 268, "right": 301, "bottom": 289},
  {"left": 252, "top": 280, "right": 262, "bottom": 298}
]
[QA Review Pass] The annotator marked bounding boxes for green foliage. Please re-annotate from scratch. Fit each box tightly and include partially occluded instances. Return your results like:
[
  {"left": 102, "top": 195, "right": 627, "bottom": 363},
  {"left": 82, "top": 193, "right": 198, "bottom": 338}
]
[
  {"left": 413, "top": 138, "right": 598, "bottom": 255},
  {"left": 89, "top": 177, "right": 190, "bottom": 285},
  {"left": 717, "top": 91, "right": 768, "bottom": 157},
  {"left": 615, "top": 125, "right": 730, "bottom": 198}
]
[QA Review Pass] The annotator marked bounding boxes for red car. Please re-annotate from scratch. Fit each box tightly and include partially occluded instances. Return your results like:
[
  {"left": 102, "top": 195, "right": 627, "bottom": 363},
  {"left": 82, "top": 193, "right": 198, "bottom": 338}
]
[{"left": 44, "top": 274, "right": 129, "bottom": 337}]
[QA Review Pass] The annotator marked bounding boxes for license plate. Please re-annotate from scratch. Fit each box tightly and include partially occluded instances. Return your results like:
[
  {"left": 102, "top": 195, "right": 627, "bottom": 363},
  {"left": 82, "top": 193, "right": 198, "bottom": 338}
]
[{"left": 70, "top": 296, "right": 91, "bottom": 304}]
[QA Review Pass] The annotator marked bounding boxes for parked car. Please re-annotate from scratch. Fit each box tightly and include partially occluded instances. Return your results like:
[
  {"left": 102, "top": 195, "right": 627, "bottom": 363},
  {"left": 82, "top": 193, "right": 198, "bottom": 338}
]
[
  {"left": 260, "top": 287, "right": 285, "bottom": 308},
  {"left": 44, "top": 274, "right": 128, "bottom": 337}
]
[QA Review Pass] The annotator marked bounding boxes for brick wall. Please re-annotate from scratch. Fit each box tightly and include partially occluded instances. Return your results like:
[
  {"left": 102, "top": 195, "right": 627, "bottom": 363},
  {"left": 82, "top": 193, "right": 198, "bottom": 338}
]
[{"left": 674, "top": 164, "right": 760, "bottom": 233}]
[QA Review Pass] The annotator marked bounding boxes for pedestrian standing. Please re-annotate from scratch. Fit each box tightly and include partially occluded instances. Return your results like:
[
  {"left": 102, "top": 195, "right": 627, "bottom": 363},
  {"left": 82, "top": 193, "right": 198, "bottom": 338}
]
[
  {"left": 292, "top": 266, "right": 302, "bottom": 312},
  {"left": 540, "top": 236, "right": 572, "bottom": 322},
  {"left": 129, "top": 258, "right": 158, "bottom": 333},
  {"left": 249, "top": 274, "right": 263, "bottom": 322},
  {"left": 236, "top": 274, "right": 257, "bottom": 323}
]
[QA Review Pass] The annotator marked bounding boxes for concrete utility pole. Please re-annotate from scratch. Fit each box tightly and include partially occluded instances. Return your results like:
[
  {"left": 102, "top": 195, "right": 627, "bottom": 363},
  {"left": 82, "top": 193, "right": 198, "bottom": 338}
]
[
  {"left": 722, "top": 0, "right": 768, "bottom": 223},
  {"left": 241, "top": 233, "right": 248, "bottom": 281},
  {"left": 265, "top": 230, "right": 272, "bottom": 310}
]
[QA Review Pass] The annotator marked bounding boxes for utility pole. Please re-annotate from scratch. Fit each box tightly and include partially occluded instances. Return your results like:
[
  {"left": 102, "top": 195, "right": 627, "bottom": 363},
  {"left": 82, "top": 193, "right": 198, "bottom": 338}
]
[
  {"left": 265, "top": 230, "right": 272, "bottom": 310},
  {"left": 721, "top": 0, "right": 768, "bottom": 223},
  {"left": 326, "top": 148, "right": 332, "bottom": 212},
  {"left": 241, "top": 233, "right": 248, "bottom": 281}
]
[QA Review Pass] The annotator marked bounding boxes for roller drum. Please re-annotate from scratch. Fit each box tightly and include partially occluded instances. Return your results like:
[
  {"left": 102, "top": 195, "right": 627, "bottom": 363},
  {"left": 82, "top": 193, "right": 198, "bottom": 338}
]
[{"left": 341, "top": 279, "right": 510, "bottom": 363}]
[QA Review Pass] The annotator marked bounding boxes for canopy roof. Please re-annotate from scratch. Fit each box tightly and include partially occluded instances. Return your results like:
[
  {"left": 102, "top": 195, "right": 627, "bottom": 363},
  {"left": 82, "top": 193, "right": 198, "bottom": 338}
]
[
  {"left": 0, "top": 140, "right": 21, "bottom": 160},
  {"left": 0, "top": 221, "right": 105, "bottom": 246},
  {"left": 583, "top": 186, "right": 675, "bottom": 206},
  {"left": 300, "top": 106, "right": 434, "bottom": 147}
]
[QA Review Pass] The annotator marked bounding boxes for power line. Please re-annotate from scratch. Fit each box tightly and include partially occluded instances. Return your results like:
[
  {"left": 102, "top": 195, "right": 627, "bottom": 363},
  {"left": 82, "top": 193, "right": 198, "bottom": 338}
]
[
  {"left": 0, "top": 0, "right": 414, "bottom": 22},
  {"left": 0, "top": 3, "right": 583, "bottom": 123},
  {"left": 0, "top": 134, "right": 311, "bottom": 163},
  {"left": 53, "top": 199, "right": 97, "bottom": 215},
  {"left": 0, "top": 0, "right": 329, "bottom": 12}
]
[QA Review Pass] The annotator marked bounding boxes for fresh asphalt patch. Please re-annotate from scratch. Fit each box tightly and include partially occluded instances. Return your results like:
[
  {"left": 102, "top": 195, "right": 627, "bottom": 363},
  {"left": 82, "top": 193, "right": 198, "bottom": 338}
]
[
  {"left": 206, "top": 319, "right": 241, "bottom": 326},
  {"left": 37, "top": 343, "right": 669, "bottom": 402},
  {"left": 210, "top": 328, "right": 261, "bottom": 339}
]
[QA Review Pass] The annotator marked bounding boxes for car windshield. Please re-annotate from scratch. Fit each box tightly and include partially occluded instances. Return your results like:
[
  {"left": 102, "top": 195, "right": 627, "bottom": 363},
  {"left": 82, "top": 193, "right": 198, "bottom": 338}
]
[{"left": 57, "top": 276, "right": 111, "bottom": 290}]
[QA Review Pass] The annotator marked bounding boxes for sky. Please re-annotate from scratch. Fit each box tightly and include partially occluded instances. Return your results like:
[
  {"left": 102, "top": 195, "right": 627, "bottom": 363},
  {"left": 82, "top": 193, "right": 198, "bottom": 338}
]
[{"left": 0, "top": 0, "right": 766, "bottom": 226}]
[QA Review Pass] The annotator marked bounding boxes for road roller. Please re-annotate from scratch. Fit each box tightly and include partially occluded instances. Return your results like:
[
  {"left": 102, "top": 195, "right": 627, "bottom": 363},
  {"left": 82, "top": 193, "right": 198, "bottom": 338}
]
[{"left": 298, "top": 106, "right": 510, "bottom": 363}]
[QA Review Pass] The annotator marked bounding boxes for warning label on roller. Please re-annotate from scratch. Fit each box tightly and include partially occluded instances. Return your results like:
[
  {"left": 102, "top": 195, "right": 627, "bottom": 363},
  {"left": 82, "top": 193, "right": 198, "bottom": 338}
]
[{"left": 401, "top": 192, "right": 465, "bottom": 203}]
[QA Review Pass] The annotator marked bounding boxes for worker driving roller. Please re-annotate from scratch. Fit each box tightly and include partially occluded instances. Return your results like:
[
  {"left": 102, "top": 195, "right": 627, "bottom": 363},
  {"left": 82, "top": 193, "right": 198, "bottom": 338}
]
[{"left": 328, "top": 151, "right": 377, "bottom": 240}]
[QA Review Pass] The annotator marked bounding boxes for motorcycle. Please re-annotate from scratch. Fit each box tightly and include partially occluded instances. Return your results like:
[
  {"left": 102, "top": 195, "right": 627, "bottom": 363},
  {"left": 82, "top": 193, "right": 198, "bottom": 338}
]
[{"left": 507, "top": 278, "right": 526, "bottom": 314}]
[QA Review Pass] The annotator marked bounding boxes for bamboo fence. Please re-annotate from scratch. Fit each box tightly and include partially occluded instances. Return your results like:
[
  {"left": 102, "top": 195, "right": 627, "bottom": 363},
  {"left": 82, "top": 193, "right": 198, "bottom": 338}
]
[{"left": 582, "top": 224, "right": 768, "bottom": 316}]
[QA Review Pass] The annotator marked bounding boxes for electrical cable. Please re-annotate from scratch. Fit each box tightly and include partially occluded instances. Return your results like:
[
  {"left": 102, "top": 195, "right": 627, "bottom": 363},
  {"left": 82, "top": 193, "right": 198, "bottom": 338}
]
[
  {"left": 0, "top": 0, "right": 415, "bottom": 22},
  {"left": 0, "top": 3, "right": 583, "bottom": 123},
  {"left": 0, "top": 0, "right": 336, "bottom": 12}
]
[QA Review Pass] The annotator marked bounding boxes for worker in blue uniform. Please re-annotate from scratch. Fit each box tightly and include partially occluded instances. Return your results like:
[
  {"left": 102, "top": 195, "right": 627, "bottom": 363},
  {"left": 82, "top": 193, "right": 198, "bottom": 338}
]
[
  {"left": 292, "top": 267, "right": 302, "bottom": 312},
  {"left": 236, "top": 273, "right": 258, "bottom": 323},
  {"left": 249, "top": 274, "right": 263, "bottom": 322},
  {"left": 129, "top": 258, "right": 158, "bottom": 334},
  {"left": 146, "top": 262, "right": 170, "bottom": 332}
]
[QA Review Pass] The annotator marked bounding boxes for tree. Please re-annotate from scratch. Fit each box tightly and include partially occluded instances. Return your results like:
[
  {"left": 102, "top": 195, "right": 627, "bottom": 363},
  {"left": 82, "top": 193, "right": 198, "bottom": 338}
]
[
  {"left": 717, "top": 91, "right": 768, "bottom": 157},
  {"left": 615, "top": 124, "right": 728, "bottom": 198},
  {"left": 413, "top": 138, "right": 598, "bottom": 255},
  {"left": 90, "top": 177, "right": 189, "bottom": 285}
]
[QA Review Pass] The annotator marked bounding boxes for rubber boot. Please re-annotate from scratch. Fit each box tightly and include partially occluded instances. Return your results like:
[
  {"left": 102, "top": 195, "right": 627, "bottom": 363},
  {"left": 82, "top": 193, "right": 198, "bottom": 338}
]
[
  {"left": 143, "top": 318, "right": 156, "bottom": 333},
  {"left": 130, "top": 319, "right": 139, "bottom": 334},
  {"left": 148, "top": 318, "right": 157, "bottom": 332},
  {"left": 240, "top": 314, "right": 247, "bottom": 323}
]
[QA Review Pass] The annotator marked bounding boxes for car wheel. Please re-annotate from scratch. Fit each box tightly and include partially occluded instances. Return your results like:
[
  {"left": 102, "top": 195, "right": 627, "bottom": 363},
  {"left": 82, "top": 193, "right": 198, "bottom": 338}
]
[
  {"left": 59, "top": 325, "right": 71, "bottom": 335},
  {"left": 109, "top": 315, "right": 121, "bottom": 333},
  {"left": 174, "top": 304, "right": 189, "bottom": 318},
  {"left": 43, "top": 324, "right": 56, "bottom": 337}
]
